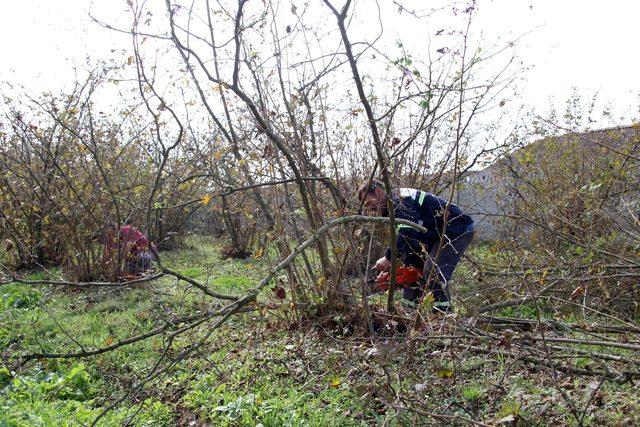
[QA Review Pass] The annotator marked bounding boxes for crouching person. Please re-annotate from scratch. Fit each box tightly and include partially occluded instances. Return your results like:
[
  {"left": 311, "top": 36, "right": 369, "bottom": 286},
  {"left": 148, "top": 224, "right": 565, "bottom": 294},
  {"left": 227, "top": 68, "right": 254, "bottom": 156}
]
[
  {"left": 358, "top": 180, "right": 474, "bottom": 313},
  {"left": 105, "top": 225, "right": 156, "bottom": 279}
]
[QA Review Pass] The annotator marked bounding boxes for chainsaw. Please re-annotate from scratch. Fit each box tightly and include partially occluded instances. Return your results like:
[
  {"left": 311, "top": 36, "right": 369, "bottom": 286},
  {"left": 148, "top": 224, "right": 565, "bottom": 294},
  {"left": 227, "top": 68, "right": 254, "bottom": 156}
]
[{"left": 366, "top": 266, "right": 423, "bottom": 295}]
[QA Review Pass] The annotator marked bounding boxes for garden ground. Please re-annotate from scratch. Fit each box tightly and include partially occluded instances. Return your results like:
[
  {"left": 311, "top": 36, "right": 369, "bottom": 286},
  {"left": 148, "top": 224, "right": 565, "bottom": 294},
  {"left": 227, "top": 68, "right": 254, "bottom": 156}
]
[{"left": 2, "top": 237, "right": 639, "bottom": 426}]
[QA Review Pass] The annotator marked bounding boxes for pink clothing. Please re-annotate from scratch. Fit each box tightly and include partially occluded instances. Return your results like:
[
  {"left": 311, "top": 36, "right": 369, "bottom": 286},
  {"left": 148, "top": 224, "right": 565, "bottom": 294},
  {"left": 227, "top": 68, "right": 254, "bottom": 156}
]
[
  {"left": 120, "top": 225, "right": 149, "bottom": 255},
  {"left": 107, "top": 226, "right": 153, "bottom": 257}
]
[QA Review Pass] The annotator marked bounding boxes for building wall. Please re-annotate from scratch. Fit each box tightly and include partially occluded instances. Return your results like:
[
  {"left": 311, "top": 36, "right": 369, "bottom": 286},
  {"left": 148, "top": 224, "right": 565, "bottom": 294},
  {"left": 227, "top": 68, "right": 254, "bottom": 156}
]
[
  {"left": 451, "top": 124, "right": 640, "bottom": 241},
  {"left": 454, "top": 169, "right": 502, "bottom": 240}
]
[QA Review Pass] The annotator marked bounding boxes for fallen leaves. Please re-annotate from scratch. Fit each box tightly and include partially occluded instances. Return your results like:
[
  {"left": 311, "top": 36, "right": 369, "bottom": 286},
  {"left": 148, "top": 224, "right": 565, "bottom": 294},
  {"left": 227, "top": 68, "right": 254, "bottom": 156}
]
[{"left": 252, "top": 247, "right": 265, "bottom": 259}]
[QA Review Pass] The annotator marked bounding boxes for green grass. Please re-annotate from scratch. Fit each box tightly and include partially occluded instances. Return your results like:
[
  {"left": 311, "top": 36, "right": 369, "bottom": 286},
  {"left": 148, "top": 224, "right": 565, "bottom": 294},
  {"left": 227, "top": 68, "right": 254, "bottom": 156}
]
[
  {"left": 461, "top": 385, "right": 486, "bottom": 403},
  {"left": 2, "top": 236, "right": 639, "bottom": 426},
  {"left": 1, "top": 237, "right": 325, "bottom": 426},
  {"left": 183, "top": 367, "right": 368, "bottom": 426}
]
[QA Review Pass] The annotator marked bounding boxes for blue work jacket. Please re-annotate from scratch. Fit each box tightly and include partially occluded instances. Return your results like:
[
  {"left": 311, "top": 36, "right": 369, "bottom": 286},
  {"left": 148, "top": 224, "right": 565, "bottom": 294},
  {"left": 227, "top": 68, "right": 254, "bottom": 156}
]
[{"left": 384, "top": 188, "right": 473, "bottom": 263}]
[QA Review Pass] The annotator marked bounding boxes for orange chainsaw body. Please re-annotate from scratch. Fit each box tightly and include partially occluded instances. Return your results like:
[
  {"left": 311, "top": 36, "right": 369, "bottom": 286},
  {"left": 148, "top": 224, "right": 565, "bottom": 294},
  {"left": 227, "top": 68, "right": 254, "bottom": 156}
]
[{"left": 373, "top": 266, "right": 423, "bottom": 292}]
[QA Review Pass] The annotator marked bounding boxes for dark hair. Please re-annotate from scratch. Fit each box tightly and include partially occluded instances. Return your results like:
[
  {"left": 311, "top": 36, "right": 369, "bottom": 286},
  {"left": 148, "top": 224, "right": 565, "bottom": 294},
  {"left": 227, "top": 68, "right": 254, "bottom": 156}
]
[{"left": 357, "top": 179, "right": 384, "bottom": 200}]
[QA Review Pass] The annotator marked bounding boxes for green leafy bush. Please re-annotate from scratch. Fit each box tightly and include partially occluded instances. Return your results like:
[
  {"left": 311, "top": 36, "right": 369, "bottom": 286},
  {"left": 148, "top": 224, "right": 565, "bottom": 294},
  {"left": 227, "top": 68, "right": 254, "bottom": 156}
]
[
  {"left": 1, "top": 285, "right": 40, "bottom": 309},
  {"left": 6, "top": 363, "right": 93, "bottom": 401}
]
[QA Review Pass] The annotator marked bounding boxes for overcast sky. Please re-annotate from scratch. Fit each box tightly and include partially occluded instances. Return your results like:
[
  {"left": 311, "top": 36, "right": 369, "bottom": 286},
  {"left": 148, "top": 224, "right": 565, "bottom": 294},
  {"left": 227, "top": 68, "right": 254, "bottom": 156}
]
[{"left": 2, "top": 0, "right": 639, "bottom": 126}]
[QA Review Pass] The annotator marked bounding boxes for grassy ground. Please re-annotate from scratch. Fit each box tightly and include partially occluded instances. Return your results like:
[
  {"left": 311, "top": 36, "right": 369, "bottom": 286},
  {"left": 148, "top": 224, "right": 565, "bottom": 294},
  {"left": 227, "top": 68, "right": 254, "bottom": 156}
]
[{"left": 1, "top": 238, "right": 639, "bottom": 426}]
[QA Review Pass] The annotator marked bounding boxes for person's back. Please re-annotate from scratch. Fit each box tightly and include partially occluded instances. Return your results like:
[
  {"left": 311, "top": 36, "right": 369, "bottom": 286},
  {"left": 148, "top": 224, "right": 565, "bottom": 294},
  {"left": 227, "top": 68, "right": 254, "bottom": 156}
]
[
  {"left": 105, "top": 225, "right": 155, "bottom": 278},
  {"left": 119, "top": 225, "right": 149, "bottom": 255},
  {"left": 393, "top": 188, "right": 473, "bottom": 243}
]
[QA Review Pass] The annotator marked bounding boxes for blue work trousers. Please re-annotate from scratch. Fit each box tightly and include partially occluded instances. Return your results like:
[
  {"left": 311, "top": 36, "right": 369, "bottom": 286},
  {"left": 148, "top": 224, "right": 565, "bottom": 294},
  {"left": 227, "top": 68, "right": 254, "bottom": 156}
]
[
  {"left": 403, "top": 223, "right": 475, "bottom": 311},
  {"left": 124, "top": 250, "right": 155, "bottom": 276}
]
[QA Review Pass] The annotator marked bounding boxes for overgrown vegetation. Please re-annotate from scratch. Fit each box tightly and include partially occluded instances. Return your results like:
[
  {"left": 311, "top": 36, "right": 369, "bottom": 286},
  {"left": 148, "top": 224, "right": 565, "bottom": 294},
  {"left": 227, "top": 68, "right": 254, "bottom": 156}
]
[
  {"left": 2, "top": 240, "right": 639, "bottom": 425},
  {"left": 1, "top": 0, "right": 639, "bottom": 425}
]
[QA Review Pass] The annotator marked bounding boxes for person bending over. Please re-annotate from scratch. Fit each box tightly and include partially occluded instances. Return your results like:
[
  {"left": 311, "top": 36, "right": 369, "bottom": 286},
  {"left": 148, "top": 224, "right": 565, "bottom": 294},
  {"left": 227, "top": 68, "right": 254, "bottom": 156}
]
[{"left": 358, "top": 180, "right": 474, "bottom": 313}]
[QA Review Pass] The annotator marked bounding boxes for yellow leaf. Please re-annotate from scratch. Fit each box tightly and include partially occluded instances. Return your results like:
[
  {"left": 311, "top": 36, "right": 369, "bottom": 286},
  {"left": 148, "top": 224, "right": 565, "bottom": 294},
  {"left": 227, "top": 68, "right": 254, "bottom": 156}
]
[
  {"left": 202, "top": 195, "right": 212, "bottom": 205},
  {"left": 252, "top": 247, "right": 265, "bottom": 258},
  {"left": 436, "top": 368, "right": 454, "bottom": 378},
  {"left": 329, "top": 378, "right": 341, "bottom": 388},
  {"left": 104, "top": 337, "right": 114, "bottom": 346},
  {"left": 127, "top": 56, "right": 133, "bottom": 65}
]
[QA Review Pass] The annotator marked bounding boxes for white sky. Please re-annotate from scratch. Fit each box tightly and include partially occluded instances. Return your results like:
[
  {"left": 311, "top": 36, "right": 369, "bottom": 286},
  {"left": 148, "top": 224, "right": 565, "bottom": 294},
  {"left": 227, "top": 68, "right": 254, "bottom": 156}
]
[
  {"left": 474, "top": 0, "right": 640, "bottom": 122},
  {"left": 1, "top": 0, "right": 639, "bottom": 126}
]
